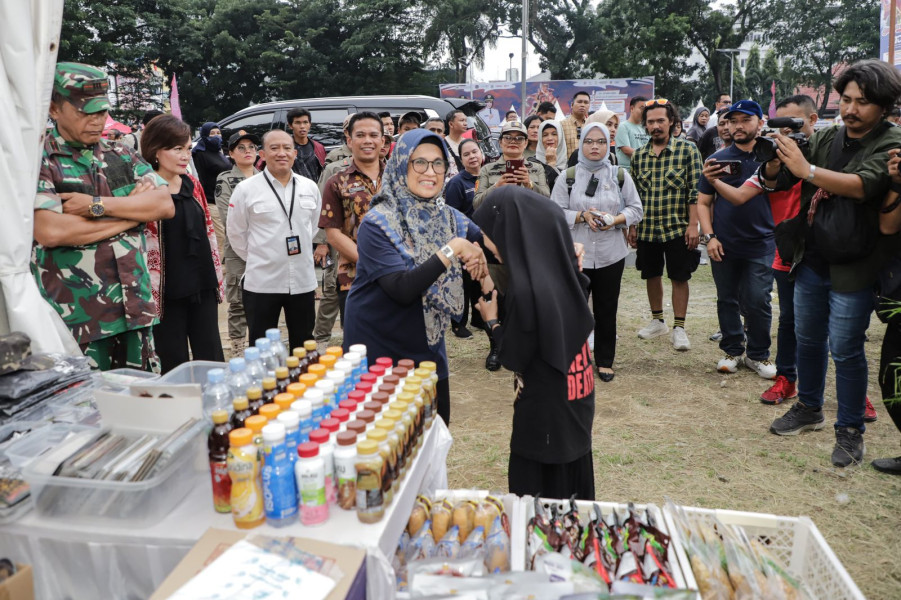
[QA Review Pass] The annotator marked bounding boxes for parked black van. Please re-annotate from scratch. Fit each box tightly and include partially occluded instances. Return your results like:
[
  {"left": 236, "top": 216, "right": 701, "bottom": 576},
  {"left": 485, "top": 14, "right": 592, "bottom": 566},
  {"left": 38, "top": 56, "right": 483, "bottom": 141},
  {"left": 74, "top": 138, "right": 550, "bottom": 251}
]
[{"left": 214, "top": 94, "right": 499, "bottom": 161}]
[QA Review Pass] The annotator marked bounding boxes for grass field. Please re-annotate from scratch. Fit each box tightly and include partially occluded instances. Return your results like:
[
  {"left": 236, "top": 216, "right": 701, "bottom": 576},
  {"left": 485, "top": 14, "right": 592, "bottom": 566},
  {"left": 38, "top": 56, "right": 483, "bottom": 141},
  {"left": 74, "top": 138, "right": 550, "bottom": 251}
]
[{"left": 223, "top": 262, "right": 901, "bottom": 599}]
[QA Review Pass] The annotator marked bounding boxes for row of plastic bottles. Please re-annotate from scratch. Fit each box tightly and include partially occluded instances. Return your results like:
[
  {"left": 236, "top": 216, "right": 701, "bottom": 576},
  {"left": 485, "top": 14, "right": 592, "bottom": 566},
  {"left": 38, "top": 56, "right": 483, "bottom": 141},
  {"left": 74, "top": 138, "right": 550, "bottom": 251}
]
[{"left": 208, "top": 344, "right": 439, "bottom": 528}]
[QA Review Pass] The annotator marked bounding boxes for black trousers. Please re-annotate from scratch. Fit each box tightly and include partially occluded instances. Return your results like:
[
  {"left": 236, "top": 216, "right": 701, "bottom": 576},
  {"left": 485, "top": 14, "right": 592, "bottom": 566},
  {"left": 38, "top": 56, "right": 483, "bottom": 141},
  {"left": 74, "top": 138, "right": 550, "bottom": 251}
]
[
  {"left": 508, "top": 451, "right": 595, "bottom": 501},
  {"left": 436, "top": 377, "right": 450, "bottom": 426},
  {"left": 243, "top": 288, "right": 315, "bottom": 353},
  {"left": 338, "top": 289, "right": 348, "bottom": 328},
  {"left": 879, "top": 318, "right": 901, "bottom": 434},
  {"left": 154, "top": 290, "right": 224, "bottom": 374},
  {"left": 583, "top": 258, "right": 625, "bottom": 369}
]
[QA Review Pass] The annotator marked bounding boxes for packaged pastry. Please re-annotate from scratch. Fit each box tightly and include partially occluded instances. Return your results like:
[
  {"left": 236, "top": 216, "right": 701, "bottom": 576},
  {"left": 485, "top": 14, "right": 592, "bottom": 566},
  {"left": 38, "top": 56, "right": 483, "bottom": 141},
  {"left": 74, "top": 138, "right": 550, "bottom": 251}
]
[
  {"left": 453, "top": 499, "right": 478, "bottom": 543},
  {"left": 430, "top": 498, "right": 454, "bottom": 542}
]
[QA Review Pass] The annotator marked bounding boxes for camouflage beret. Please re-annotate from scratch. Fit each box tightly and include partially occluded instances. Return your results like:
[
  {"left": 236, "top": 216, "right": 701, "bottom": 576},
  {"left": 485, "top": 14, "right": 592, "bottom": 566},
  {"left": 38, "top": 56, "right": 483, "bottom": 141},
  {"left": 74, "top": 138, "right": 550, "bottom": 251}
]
[{"left": 53, "top": 62, "right": 111, "bottom": 114}]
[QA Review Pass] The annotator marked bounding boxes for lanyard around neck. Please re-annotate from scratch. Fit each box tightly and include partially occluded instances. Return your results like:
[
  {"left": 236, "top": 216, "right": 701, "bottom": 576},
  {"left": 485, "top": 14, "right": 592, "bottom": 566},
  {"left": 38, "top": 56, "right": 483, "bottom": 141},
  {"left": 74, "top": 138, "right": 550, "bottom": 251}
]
[{"left": 263, "top": 171, "right": 296, "bottom": 232}]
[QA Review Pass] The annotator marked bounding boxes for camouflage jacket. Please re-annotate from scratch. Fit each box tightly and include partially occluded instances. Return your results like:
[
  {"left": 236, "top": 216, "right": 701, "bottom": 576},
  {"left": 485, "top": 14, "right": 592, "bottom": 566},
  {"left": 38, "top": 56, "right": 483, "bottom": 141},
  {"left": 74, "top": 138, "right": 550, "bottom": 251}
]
[
  {"left": 473, "top": 157, "right": 550, "bottom": 209},
  {"left": 216, "top": 165, "right": 258, "bottom": 262},
  {"left": 32, "top": 128, "right": 166, "bottom": 344}
]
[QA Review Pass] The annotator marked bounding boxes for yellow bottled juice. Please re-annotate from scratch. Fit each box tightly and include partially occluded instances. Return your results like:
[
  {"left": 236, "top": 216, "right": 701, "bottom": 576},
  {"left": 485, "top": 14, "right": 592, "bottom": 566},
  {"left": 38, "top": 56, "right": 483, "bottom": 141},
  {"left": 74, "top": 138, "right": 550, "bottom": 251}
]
[{"left": 227, "top": 428, "right": 265, "bottom": 529}]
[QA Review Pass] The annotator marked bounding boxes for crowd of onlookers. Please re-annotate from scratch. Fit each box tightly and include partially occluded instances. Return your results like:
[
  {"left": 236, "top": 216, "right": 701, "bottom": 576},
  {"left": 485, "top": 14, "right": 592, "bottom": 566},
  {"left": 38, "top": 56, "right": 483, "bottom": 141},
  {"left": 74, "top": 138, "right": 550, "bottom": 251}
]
[{"left": 32, "top": 58, "right": 901, "bottom": 480}]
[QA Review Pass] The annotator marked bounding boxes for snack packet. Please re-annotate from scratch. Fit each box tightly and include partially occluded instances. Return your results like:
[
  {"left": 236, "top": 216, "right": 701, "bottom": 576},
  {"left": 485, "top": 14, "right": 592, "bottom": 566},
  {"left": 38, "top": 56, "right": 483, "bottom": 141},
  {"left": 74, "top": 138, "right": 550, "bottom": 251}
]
[
  {"left": 408, "top": 494, "right": 433, "bottom": 536},
  {"left": 431, "top": 498, "right": 454, "bottom": 542},
  {"left": 528, "top": 498, "right": 554, "bottom": 569},
  {"left": 436, "top": 525, "right": 462, "bottom": 559},
  {"left": 485, "top": 515, "right": 511, "bottom": 573},
  {"left": 408, "top": 519, "right": 436, "bottom": 562},
  {"left": 461, "top": 525, "right": 486, "bottom": 559}
]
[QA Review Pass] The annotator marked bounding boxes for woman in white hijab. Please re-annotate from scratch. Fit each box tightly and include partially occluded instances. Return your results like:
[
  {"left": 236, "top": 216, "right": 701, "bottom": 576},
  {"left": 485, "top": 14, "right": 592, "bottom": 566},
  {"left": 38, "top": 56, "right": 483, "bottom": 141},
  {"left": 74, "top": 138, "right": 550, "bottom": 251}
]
[
  {"left": 550, "top": 122, "right": 643, "bottom": 382},
  {"left": 531, "top": 120, "right": 568, "bottom": 189}
]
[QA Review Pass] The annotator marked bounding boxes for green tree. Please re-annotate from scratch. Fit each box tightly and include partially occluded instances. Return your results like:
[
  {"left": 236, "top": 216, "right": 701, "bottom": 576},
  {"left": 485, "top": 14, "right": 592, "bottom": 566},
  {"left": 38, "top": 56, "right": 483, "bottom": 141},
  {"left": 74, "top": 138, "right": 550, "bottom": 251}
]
[
  {"left": 760, "top": 0, "right": 880, "bottom": 114},
  {"left": 743, "top": 45, "right": 766, "bottom": 103},
  {"left": 423, "top": 0, "right": 507, "bottom": 83},
  {"left": 593, "top": 0, "right": 699, "bottom": 110},
  {"left": 507, "top": 0, "right": 601, "bottom": 79}
]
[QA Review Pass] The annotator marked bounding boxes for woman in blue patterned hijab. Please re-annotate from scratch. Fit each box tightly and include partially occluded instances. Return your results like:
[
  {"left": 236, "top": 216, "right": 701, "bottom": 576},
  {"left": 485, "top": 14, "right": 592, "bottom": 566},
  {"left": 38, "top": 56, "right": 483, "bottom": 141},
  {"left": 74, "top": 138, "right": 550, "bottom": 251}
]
[{"left": 344, "top": 129, "right": 488, "bottom": 425}]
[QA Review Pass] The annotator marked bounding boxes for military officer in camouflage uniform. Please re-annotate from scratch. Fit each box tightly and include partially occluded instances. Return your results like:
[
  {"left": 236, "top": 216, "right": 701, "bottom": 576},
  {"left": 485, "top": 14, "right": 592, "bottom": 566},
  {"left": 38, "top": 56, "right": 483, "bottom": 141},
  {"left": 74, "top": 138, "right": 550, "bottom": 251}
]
[
  {"left": 32, "top": 63, "right": 174, "bottom": 371},
  {"left": 216, "top": 131, "right": 260, "bottom": 356},
  {"left": 472, "top": 120, "right": 550, "bottom": 209}
]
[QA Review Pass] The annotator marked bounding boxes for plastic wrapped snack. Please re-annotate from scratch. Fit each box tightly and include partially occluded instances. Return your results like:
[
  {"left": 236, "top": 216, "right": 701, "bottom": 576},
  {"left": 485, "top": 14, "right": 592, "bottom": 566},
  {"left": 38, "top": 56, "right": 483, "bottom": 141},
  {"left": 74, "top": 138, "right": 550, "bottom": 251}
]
[
  {"left": 461, "top": 525, "right": 486, "bottom": 559},
  {"left": 453, "top": 499, "right": 478, "bottom": 543},
  {"left": 528, "top": 498, "right": 554, "bottom": 569},
  {"left": 436, "top": 525, "right": 462, "bottom": 559},
  {"left": 408, "top": 495, "right": 433, "bottom": 536},
  {"left": 485, "top": 515, "right": 511, "bottom": 573},
  {"left": 408, "top": 519, "right": 437, "bottom": 562},
  {"left": 431, "top": 498, "right": 454, "bottom": 543},
  {"left": 474, "top": 495, "right": 505, "bottom": 536}
]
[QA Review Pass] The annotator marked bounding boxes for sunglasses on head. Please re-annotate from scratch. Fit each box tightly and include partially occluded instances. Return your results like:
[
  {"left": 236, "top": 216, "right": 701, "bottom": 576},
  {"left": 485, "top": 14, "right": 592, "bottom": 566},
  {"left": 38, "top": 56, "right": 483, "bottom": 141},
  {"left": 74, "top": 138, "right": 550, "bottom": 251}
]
[{"left": 645, "top": 98, "right": 670, "bottom": 108}]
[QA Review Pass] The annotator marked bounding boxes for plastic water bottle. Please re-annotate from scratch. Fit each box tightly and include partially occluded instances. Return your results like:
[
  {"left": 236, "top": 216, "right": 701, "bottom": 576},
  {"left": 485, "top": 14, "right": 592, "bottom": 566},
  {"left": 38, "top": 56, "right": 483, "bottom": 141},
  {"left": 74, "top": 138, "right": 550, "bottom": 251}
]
[
  {"left": 255, "top": 338, "right": 279, "bottom": 378},
  {"left": 349, "top": 344, "right": 368, "bottom": 372},
  {"left": 202, "top": 368, "right": 232, "bottom": 420},
  {"left": 227, "top": 357, "right": 252, "bottom": 401},
  {"left": 244, "top": 347, "right": 266, "bottom": 388},
  {"left": 261, "top": 422, "right": 298, "bottom": 527},
  {"left": 266, "top": 328, "right": 288, "bottom": 367},
  {"left": 277, "top": 411, "right": 301, "bottom": 465}
]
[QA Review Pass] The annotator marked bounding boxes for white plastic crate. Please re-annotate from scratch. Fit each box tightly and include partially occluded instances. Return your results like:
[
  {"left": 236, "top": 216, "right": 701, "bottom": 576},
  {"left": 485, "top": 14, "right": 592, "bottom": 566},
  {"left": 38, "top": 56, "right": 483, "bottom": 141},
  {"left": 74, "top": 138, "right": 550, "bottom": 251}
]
[{"left": 664, "top": 506, "right": 864, "bottom": 600}]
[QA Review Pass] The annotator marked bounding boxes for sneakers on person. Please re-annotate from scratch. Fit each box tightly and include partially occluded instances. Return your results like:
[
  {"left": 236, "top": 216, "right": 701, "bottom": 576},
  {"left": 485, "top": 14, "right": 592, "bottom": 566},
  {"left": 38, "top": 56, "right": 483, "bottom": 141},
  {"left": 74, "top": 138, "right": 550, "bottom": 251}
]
[
  {"left": 671, "top": 327, "right": 691, "bottom": 351},
  {"left": 743, "top": 356, "right": 777, "bottom": 380},
  {"left": 717, "top": 354, "right": 742, "bottom": 373},
  {"left": 452, "top": 325, "right": 473, "bottom": 339},
  {"left": 638, "top": 319, "right": 669, "bottom": 339},
  {"left": 769, "top": 402, "right": 826, "bottom": 436},
  {"left": 864, "top": 396, "right": 877, "bottom": 422},
  {"left": 871, "top": 456, "right": 901, "bottom": 475},
  {"left": 709, "top": 330, "right": 723, "bottom": 342},
  {"left": 831, "top": 427, "right": 865, "bottom": 467},
  {"left": 760, "top": 376, "right": 798, "bottom": 405}
]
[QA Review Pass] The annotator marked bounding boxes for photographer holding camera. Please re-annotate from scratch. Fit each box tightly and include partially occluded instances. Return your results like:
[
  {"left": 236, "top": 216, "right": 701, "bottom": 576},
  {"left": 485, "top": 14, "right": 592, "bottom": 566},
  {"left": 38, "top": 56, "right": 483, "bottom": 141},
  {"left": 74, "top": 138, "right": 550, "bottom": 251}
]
[
  {"left": 705, "top": 96, "right": 822, "bottom": 407},
  {"left": 759, "top": 60, "right": 901, "bottom": 468}
]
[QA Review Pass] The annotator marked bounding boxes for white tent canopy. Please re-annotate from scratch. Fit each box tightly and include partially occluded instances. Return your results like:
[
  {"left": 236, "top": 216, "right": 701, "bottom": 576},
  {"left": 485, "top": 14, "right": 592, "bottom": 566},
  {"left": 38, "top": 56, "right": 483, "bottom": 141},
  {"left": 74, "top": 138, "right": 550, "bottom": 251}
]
[{"left": 0, "top": 0, "right": 80, "bottom": 354}]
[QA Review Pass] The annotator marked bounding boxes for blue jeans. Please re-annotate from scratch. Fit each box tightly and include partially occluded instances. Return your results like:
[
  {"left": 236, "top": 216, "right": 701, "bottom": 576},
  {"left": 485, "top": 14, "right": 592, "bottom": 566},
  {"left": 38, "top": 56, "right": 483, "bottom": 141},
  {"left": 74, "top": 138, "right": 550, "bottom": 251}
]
[
  {"left": 793, "top": 265, "right": 874, "bottom": 432},
  {"left": 710, "top": 253, "right": 774, "bottom": 360},
  {"left": 773, "top": 269, "right": 797, "bottom": 381}
]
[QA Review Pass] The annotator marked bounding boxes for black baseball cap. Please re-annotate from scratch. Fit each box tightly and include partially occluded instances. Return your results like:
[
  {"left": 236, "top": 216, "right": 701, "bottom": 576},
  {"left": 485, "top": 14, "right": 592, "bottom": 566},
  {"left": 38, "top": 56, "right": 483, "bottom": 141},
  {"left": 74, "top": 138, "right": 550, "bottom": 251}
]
[{"left": 227, "top": 131, "right": 261, "bottom": 151}]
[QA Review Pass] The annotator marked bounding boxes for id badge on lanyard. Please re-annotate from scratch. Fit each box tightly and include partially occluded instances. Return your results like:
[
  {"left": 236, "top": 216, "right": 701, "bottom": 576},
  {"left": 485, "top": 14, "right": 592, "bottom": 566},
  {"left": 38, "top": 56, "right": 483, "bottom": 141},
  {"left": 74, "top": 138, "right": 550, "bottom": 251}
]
[{"left": 264, "top": 172, "right": 301, "bottom": 256}]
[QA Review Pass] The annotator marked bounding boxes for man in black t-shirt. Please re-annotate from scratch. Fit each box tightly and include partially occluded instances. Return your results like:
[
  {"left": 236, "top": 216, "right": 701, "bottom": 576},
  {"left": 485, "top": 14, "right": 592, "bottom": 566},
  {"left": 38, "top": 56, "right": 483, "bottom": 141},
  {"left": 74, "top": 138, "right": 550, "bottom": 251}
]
[
  {"left": 697, "top": 108, "right": 732, "bottom": 160},
  {"left": 288, "top": 108, "right": 326, "bottom": 182}
]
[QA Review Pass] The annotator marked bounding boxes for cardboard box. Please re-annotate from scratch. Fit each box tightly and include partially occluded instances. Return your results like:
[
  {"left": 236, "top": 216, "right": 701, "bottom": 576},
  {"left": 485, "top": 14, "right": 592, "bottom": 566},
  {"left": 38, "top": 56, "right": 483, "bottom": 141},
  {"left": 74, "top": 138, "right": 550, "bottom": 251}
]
[
  {"left": 150, "top": 528, "right": 367, "bottom": 600},
  {"left": 0, "top": 563, "right": 34, "bottom": 600}
]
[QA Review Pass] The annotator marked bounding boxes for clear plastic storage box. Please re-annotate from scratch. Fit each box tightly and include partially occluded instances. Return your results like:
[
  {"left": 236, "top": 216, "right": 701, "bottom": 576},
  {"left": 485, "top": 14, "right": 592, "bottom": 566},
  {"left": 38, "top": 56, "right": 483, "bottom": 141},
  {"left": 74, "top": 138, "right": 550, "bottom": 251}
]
[{"left": 17, "top": 421, "right": 206, "bottom": 528}]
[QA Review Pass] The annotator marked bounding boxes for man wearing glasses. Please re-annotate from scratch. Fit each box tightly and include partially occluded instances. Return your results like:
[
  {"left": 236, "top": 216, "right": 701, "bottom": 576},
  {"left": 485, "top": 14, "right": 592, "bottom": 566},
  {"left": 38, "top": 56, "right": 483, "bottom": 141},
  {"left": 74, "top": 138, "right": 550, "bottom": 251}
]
[
  {"left": 32, "top": 62, "right": 173, "bottom": 371},
  {"left": 473, "top": 121, "right": 550, "bottom": 208},
  {"left": 630, "top": 98, "right": 702, "bottom": 351}
]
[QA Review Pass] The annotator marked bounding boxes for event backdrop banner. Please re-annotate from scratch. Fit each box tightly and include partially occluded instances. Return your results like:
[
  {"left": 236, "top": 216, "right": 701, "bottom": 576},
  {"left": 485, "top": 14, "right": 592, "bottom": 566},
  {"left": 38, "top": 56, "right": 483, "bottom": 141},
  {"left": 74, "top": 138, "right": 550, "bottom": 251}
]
[
  {"left": 439, "top": 78, "right": 655, "bottom": 129},
  {"left": 880, "top": 0, "right": 901, "bottom": 68}
]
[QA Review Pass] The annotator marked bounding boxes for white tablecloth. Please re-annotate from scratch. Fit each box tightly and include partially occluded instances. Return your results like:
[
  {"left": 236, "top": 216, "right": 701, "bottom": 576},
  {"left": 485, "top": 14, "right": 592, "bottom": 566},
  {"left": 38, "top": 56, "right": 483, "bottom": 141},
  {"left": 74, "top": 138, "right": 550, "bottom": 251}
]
[{"left": 0, "top": 419, "right": 453, "bottom": 599}]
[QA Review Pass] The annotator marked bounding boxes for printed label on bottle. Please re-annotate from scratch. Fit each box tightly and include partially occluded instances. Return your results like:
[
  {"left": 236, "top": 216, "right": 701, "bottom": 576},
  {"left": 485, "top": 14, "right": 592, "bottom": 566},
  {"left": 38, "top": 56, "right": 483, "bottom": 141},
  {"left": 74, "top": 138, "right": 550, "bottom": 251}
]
[
  {"left": 300, "top": 469, "right": 326, "bottom": 506},
  {"left": 210, "top": 460, "right": 231, "bottom": 513}
]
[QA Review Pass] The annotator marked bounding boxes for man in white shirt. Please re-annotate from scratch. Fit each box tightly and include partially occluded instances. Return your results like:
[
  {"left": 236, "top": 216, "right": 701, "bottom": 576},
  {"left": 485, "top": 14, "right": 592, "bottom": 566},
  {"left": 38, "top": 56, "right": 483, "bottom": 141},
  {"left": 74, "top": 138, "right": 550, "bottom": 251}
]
[{"left": 227, "top": 129, "right": 322, "bottom": 351}]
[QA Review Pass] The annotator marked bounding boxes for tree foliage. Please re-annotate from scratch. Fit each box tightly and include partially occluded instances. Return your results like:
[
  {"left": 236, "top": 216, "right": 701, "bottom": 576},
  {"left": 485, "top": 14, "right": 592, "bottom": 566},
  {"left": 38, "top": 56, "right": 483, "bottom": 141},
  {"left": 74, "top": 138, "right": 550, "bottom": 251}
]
[
  {"left": 57, "top": 0, "right": 882, "bottom": 126},
  {"left": 759, "top": 0, "right": 880, "bottom": 113}
]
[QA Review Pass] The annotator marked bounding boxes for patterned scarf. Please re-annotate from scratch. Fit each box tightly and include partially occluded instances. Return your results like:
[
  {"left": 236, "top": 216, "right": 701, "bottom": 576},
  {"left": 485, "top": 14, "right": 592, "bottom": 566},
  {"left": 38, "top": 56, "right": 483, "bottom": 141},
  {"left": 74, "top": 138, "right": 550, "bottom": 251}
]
[{"left": 367, "top": 130, "right": 465, "bottom": 351}]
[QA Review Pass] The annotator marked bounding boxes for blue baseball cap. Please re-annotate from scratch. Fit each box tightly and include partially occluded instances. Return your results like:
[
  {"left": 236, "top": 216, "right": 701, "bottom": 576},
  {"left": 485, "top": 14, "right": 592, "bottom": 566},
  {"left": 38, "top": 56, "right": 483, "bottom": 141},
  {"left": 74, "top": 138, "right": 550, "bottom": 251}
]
[{"left": 724, "top": 100, "right": 763, "bottom": 120}]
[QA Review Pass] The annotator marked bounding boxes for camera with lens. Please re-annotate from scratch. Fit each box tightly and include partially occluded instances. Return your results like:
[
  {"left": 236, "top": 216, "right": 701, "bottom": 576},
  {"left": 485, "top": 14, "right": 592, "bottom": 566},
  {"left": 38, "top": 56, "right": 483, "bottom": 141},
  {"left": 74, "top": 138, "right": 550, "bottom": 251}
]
[{"left": 753, "top": 117, "right": 809, "bottom": 163}]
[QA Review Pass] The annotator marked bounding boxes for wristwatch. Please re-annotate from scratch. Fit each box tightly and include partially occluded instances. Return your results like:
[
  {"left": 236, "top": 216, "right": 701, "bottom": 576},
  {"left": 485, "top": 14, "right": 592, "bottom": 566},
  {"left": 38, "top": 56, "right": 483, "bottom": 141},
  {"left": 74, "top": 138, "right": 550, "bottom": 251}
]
[
  {"left": 440, "top": 244, "right": 455, "bottom": 260},
  {"left": 485, "top": 319, "right": 500, "bottom": 330},
  {"left": 89, "top": 196, "right": 105, "bottom": 218},
  {"left": 701, "top": 233, "right": 716, "bottom": 244}
]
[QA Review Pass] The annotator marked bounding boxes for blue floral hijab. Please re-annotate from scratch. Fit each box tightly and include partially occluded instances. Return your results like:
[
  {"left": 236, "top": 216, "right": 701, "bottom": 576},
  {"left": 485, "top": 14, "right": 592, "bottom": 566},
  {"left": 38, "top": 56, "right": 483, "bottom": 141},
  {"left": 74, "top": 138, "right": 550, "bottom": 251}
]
[{"left": 368, "top": 129, "right": 467, "bottom": 351}]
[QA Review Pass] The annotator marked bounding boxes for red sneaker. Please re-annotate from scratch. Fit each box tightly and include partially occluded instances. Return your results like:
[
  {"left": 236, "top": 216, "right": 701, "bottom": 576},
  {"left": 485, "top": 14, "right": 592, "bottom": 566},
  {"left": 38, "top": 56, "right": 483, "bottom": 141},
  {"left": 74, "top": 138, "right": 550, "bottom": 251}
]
[
  {"left": 864, "top": 396, "right": 877, "bottom": 423},
  {"left": 760, "top": 375, "right": 798, "bottom": 405}
]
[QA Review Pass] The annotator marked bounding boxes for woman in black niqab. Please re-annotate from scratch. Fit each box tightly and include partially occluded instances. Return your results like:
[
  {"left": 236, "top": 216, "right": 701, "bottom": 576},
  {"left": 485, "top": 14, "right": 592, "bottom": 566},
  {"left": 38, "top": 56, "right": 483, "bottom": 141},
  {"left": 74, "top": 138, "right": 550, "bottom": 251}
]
[{"left": 473, "top": 186, "right": 597, "bottom": 500}]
